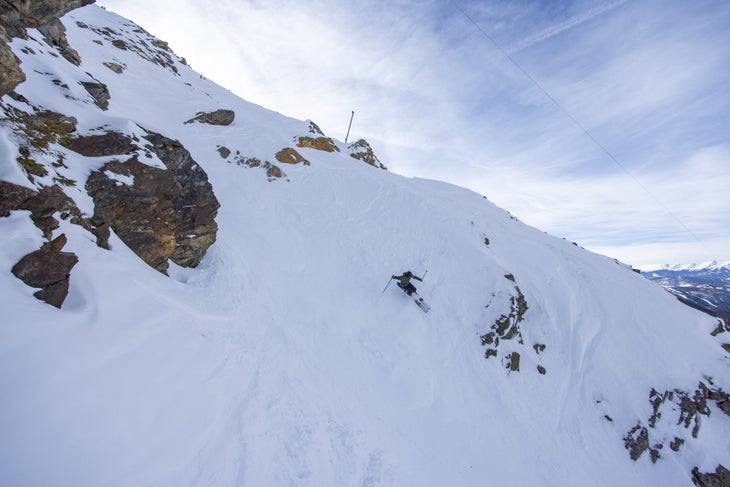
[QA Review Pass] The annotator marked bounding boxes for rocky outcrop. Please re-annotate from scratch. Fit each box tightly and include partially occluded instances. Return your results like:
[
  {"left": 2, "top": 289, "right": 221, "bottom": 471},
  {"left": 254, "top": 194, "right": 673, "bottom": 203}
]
[
  {"left": 0, "top": 1, "right": 95, "bottom": 38},
  {"left": 184, "top": 109, "right": 235, "bottom": 126},
  {"left": 348, "top": 139, "right": 387, "bottom": 170},
  {"left": 480, "top": 274, "right": 532, "bottom": 374},
  {"left": 0, "top": 181, "right": 93, "bottom": 239},
  {"left": 11, "top": 234, "right": 78, "bottom": 308},
  {"left": 0, "top": 1, "right": 92, "bottom": 94},
  {"left": 622, "top": 380, "right": 730, "bottom": 465},
  {"left": 82, "top": 130, "right": 219, "bottom": 274},
  {"left": 692, "top": 465, "right": 730, "bottom": 487}
]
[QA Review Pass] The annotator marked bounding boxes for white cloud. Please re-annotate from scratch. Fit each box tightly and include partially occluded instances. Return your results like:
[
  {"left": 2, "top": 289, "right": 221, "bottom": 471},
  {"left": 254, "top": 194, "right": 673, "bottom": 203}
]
[{"left": 96, "top": 0, "right": 730, "bottom": 265}]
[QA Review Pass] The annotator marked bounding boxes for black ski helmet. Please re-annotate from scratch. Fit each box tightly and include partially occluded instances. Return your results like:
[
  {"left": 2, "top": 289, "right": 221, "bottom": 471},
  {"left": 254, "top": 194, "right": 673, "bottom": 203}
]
[{"left": 404, "top": 271, "right": 412, "bottom": 278}]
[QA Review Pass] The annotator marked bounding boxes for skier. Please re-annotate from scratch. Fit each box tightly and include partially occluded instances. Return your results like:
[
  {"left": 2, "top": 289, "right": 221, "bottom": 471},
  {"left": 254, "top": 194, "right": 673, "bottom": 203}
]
[{"left": 392, "top": 271, "right": 422, "bottom": 296}]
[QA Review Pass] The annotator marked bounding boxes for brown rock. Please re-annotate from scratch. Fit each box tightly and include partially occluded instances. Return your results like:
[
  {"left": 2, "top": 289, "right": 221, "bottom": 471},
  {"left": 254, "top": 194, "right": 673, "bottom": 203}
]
[
  {"left": 11, "top": 234, "right": 78, "bottom": 308},
  {"left": 62, "top": 131, "right": 136, "bottom": 157},
  {"left": 0, "top": 181, "right": 91, "bottom": 239},
  {"left": 86, "top": 131, "right": 219, "bottom": 273},
  {"left": 296, "top": 136, "right": 339, "bottom": 153},
  {"left": 275, "top": 147, "right": 309, "bottom": 166}
]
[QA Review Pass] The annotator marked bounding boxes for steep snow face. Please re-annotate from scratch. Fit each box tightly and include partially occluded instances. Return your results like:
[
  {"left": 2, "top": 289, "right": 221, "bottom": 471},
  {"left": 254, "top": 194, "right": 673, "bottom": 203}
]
[{"left": 1, "top": 5, "right": 729, "bottom": 487}]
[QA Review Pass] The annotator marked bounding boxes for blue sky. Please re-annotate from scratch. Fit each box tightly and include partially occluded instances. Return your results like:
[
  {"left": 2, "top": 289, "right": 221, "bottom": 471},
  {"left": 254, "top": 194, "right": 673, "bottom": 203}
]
[{"left": 97, "top": 0, "right": 730, "bottom": 266}]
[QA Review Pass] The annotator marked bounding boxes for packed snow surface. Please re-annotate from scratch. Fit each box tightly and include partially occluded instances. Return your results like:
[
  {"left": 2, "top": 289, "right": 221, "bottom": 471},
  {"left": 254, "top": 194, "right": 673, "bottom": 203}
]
[{"left": 0, "top": 6, "right": 728, "bottom": 487}]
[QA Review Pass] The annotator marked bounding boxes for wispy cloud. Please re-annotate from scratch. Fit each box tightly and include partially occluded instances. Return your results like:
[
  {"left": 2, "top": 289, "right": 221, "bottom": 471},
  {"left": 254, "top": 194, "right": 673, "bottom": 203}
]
[{"left": 97, "top": 0, "right": 730, "bottom": 265}]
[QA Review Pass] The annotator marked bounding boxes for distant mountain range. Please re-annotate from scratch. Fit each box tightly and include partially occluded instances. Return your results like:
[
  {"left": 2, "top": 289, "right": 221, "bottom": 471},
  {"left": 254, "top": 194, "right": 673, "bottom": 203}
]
[{"left": 640, "top": 262, "right": 730, "bottom": 320}]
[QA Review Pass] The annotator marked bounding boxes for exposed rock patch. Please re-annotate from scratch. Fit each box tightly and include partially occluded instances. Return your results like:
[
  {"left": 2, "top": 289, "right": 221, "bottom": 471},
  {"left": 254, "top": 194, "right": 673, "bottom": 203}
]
[
  {"left": 103, "top": 61, "right": 125, "bottom": 73},
  {"left": 185, "top": 109, "right": 235, "bottom": 126},
  {"left": 85, "top": 131, "right": 219, "bottom": 273},
  {"left": 0, "top": 181, "right": 92, "bottom": 239},
  {"left": 80, "top": 80, "right": 110, "bottom": 110},
  {"left": 217, "top": 146, "right": 230, "bottom": 158},
  {"left": 11, "top": 234, "right": 78, "bottom": 308},
  {"left": 37, "top": 18, "right": 81, "bottom": 65},
  {"left": 348, "top": 138, "right": 387, "bottom": 170},
  {"left": 296, "top": 135, "right": 338, "bottom": 153},
  {"left": 622, "top": 380, "right": 730, "bottom": 465},
  {"left": 0, "top": 0, "right": 94, "bottom": 38},
  {"left": 62, "top": 130, "right": 135, "bottom": 156},
  {"left": 275, "top": 147, "right": 309, "bottom": 166},
  {"left": 692, "top": 465, "right": 730, "bottom": 487},
  {"left": 230, "top": 154, "right": 286, "bottom": 181}
]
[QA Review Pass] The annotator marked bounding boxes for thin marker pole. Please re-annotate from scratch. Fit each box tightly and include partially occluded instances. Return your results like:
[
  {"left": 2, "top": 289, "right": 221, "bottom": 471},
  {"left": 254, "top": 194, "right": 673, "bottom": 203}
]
[{"left": 345, "top": 110, "right": 354, "bottom": 143}]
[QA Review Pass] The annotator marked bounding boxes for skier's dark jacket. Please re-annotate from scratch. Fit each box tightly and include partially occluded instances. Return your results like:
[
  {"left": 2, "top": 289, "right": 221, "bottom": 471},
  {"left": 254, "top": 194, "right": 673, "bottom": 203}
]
[{"left": 392, "top": 272, "right": 422, "bottom": 289}]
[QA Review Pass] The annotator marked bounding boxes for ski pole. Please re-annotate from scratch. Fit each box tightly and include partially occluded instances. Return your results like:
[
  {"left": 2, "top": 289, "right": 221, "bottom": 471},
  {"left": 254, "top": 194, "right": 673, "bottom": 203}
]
[
  {"left": 381, "top": 277, "right": 393, "bottom": 294},
  {"left": 420, "top": 270, "right": 428, "bottom": 280}
]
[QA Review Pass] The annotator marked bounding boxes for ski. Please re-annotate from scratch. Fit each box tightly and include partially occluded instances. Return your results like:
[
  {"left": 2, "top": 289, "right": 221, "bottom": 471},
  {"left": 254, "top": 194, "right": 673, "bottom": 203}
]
[{"left": 414, "top": 294, "right": 431, "bottom": 313}]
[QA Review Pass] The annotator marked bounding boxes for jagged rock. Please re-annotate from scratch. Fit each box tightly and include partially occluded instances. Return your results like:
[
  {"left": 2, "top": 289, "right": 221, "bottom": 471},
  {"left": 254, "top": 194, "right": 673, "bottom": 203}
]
[
  {"left": 723, "top": 344, "right": 730, "bottom": 354},
  {"left": 86, "top": 131, "right": 219, "bottom": 273},
  {"left": 37, "top": 18, "right": 81, "bottom": 65},
  {"left": 184, "top": 109, "right": 235, "bottom": 126},
  {"left": 62, "top": 131, "right": 136, "bottom": 156},
  {"left": 296, "top": 135, "right": 339, "bottom": 153},
  {"left": 692, "top": 465, "right": 730, "bottom": 487},
  {"left": 348, "top": 138, "right": 387, "bottom": 170},
  {"left": 80, "top": 80, "right": 110, "bottom": 110},
  {"left": 537, "top": 365, "right": 546, "bottom": 375},
  {"left": 11, "top": 234, "right": 78, "bottom": 308},
  {"left": 1, "top": 1, "right": 92, "bottom": 92},
  {"left": 0, "top": 181, "right": 92, "bottom": 239},
  {"left": 275, "top": 147, "right": 310, "bottom": 166}
]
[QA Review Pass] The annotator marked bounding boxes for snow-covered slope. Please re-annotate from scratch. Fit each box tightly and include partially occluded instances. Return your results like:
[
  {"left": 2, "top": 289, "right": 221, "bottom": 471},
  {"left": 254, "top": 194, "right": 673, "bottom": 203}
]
[{"left": 1, "top": 5, "right": 729, "bottom": 487}]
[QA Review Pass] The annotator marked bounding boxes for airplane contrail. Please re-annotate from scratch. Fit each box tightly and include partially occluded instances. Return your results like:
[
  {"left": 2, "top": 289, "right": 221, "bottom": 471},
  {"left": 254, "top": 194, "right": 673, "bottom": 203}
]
[{"left": 508, "top": 0, "right": 630, "bottom": 54}]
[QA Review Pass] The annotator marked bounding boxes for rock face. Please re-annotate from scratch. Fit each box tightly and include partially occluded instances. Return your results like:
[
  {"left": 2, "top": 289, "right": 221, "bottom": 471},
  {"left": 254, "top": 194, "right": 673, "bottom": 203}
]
[
  {"left": 0, "top": 0, "right": 95, "bottom": 37},
  {"left": 0, "top": 0, "right": 93, "bottom": 95},
  {"left": 82, "top": 130, "right": 220, "bottom": 274},
  {"left": 0, "top": 25, "right": 25, "bottom": 94},
  {"left": 184, "top": 109, "right": 235, "bottom": 126},
  {"left": 11, "top": 234, "right": 78, "bottom": 308}
]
